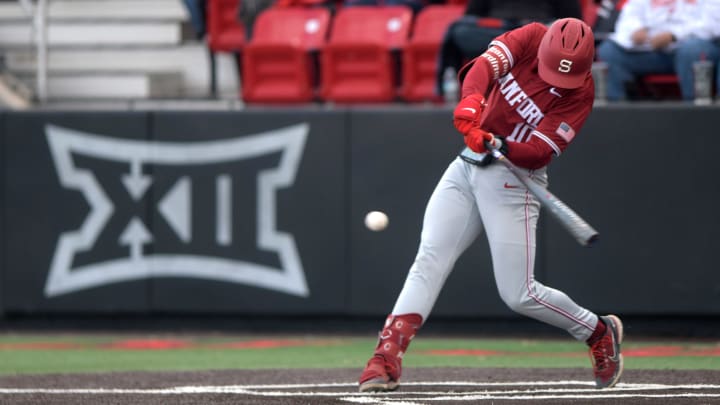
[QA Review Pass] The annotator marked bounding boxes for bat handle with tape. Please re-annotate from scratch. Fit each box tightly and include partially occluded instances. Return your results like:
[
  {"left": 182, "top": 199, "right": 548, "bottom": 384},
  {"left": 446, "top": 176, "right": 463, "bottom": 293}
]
[{"left": 490, "top": 148, "right": 600, "bottom": 247}]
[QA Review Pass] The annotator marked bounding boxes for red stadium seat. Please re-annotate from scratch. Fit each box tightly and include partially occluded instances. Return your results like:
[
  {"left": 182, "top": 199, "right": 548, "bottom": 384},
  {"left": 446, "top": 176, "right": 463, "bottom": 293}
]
[
  {"left": 401, "top": 4, "right": 464, "bottom": 102},
  {"left": 205, "top": 0, "right": 246, "bottom": 97},
  {"left": 241, "top": 7, "right": 331, "bottom": 103},
  {"left": 638, "top": 73, "right": 681, "bottom": 100},
  {"left": 207, "top": 0, "right": 246, "bottom": 53},
  {"left": 320, "top": 6, "right": 413, "bottom": 103}
]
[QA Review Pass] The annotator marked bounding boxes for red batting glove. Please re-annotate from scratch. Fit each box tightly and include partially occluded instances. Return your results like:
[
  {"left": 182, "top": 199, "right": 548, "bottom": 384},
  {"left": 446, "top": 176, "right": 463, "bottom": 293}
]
[
  {"left": 464, "top": 128, "right": 495, "bottom": 153},
  {"left": 453, "top": 94, "right": 487, "bottom": 136}
]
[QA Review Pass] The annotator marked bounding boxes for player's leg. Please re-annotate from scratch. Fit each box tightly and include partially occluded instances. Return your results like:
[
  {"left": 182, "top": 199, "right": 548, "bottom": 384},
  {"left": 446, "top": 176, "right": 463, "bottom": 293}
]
[
  {"left": 359, "top": 158, "right": 483, "bottom": 392},
  {"left": 392, "top": 160, "right": 484, "bottom": 318},
  {"left": 473, "top": 165, "right": 623, "bottom": 388},
  {"left": 472, "top": 166, "right": 595, "bottom": 338}
]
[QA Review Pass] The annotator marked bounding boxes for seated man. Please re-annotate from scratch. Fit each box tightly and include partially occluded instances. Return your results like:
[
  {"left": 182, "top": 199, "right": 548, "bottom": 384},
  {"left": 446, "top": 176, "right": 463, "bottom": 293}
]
[{"left": 596, "top": 0, "right": 720, "bottom": 102}]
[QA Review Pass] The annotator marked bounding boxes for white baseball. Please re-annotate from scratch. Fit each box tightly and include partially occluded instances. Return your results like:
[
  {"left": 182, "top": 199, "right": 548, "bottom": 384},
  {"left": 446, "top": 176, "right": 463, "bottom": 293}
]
[{"left": 364, "top": 211, "right": 389, "bottom": 231}]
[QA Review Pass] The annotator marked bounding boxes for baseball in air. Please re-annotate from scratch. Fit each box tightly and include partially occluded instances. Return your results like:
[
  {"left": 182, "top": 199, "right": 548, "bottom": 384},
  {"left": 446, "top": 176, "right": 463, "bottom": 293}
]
[{"left": 365, "top": 211, "right": 389, "bottom": 231}]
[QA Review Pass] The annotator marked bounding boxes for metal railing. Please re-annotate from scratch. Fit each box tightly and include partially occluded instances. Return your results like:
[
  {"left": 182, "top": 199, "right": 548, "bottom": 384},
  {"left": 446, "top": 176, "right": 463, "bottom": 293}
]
[{"left": 18, "top": 0, "right": 47, "bottom": 103}]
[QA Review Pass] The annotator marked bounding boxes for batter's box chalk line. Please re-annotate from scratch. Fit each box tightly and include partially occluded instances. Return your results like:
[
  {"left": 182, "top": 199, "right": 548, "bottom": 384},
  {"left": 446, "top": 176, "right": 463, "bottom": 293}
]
[{"left": 1, "top": 380, "right": 719, "bottom": 403}]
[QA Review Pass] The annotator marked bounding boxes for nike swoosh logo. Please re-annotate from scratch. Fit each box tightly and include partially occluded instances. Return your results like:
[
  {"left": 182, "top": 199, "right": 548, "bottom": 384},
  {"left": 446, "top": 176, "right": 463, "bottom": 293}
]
[
  {"left": 608, "top": 349, "right": 620, "bottom": 361},
  {"left": 549, "top": 87, "right": 562, "bottom": 97},
  {"left": 461, "top": 107, "right": 477, "bottom": 114},
  {"left": 601, "top": 316, "right": 622, "bottom": 361},
  {"left": 503, "top": 182, "right": 519, "bottom": 189},
  {"left": 608, "top": 328, "right": 620, "bottom": 361}
]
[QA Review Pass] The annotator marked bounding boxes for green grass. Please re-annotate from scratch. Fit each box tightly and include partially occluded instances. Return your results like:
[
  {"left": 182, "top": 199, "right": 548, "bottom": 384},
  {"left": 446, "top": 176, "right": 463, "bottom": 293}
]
[{"left": 0, "top": 334, "right": 718, "bottom": 375}]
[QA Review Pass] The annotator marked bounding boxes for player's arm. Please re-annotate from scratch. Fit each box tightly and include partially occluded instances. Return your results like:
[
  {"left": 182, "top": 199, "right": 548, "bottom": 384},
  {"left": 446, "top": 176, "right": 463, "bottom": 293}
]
[
  {"left": 460, "top": 128, "right": 551, "bottom": 168},
  {"left": 477, "top": 131, "right": 564, "bottom": 170},
  {"left": 459, "top": 35, "right": 517, "bottom": 99},
  {"left": 503, "top": 95, "right": 593, "bottom": 169},
  {"left": 452, "top": 44, "right": 510, "bottom": 143},
  {"left": 502, "top": 137, "right": 554, "bottom": 170},
  {"left": 453, "top": 23, "right": 544, "bottom": 146},
  {"left": 459, "top": 22, "right": 545, "bottom": 98},
  {"left": 451, "top": 57, "right": 491, "bottom": 138}
]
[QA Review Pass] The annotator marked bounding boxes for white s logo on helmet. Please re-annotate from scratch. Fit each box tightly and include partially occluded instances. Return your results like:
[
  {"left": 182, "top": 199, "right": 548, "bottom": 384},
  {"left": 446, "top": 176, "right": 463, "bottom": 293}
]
[{"left": 558, "top": 59, "right": 573, "bottom": 73}]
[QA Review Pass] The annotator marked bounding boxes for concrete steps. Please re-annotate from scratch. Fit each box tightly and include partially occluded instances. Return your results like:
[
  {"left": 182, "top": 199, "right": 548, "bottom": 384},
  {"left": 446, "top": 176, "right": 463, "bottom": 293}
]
[
  {"left": 0, "top": 22, "right": 183, "bottom": 48},
  {"left": 16, "top": 71, "right": 184, "bottom": 99},
  {"left": 0, "top": 0, "right": 239, "bottom": 103},
  {"left": 0, "top": 0, "right": 188, "bottom": 22},
  {"left": 4, "top": 44, "right": 240, "bottom": 98}
]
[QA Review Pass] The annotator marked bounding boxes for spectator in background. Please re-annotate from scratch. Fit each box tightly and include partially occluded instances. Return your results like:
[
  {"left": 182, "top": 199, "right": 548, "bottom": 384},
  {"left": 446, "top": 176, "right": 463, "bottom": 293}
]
[
  {"left": 274, "top": 0, "right": 338, "bottom": 16},
  {"left": 596, "top": 0, "right": 720, "bottom": 102},
  {"left": 183, "top": 0, "right": 208, "bottom": 39},
  {"left": 590, "top": 0, "right": 627, "bottom": 42},
  {"left": 238, "top": 0, "right": 276, "bottom": 38},
  {"left": 343, "top": 0, "right": 442, "bottom": 15},
  {"left": 183, "top": 0, "right": 223, "bottom": 97},
  {"left": 435, "top": 0, "right": 583, "bottom": 101}
]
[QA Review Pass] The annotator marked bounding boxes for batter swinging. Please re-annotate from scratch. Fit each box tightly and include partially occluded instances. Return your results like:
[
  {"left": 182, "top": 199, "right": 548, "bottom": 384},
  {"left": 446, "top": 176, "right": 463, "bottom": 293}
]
[{"left": 358, "top": 18, "right": 624, "bottom": 392}]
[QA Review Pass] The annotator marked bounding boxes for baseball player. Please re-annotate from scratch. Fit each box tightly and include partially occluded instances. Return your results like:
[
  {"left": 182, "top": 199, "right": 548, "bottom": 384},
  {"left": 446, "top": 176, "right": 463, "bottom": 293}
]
[{"left": 358, "top": 18, "right": 624, "bottom": 393}]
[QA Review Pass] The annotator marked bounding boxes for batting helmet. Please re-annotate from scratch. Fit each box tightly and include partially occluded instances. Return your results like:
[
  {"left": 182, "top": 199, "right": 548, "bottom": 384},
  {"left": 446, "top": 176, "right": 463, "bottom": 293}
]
[{"left": 537, "top": 18, "right": 595, "bottom": 89}]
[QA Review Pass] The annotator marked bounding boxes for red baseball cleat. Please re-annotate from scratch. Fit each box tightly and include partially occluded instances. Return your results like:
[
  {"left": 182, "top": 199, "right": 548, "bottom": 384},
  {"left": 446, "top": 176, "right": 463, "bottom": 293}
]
[
  {"left": 589, "top": 314, "right": 624, "bottom": 389},
  {"left": 358, "top": 313, "right": 422, "bottom": 392},
  {"left": 358, "top": 354, "right": 399, "bottom": 392}
]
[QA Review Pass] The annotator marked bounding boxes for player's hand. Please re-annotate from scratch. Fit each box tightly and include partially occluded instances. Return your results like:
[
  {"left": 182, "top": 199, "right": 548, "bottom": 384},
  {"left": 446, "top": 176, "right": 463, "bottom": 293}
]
[
  {"left": 453, "top": 94, "right": 487, "bottom": 135},
  {"left": 464, "top": 128, "right": 495, "bottom": 153}
]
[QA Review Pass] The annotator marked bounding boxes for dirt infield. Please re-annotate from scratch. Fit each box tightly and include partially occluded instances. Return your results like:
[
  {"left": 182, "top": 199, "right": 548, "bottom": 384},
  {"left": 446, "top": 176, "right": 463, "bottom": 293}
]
[{"left": 0, "top": 367, "right": 718, "bottom": 404}]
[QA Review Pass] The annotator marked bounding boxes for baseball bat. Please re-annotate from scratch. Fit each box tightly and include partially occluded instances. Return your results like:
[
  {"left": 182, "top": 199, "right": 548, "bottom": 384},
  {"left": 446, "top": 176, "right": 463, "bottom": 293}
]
[{"left": 491, "top": 149, "right": 599, "bottom": 247}]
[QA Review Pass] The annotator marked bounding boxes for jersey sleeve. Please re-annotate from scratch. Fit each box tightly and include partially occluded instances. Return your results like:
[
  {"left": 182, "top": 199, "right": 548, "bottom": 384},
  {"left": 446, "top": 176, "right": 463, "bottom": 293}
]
[
  {"left": 531, "top": 90, "right": 594, "bottom": 156},
  {"left": 461, "top": 22, "right": 547, "bottom": 97},
  {"left": 487, "top": 22, "right": 547, "bottom": 73}
]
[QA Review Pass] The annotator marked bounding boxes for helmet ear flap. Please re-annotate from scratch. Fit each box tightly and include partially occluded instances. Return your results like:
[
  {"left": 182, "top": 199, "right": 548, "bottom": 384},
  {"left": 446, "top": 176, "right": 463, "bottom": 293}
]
[{"left": 537, "top": 18, "right": 595, "bottom": 89}]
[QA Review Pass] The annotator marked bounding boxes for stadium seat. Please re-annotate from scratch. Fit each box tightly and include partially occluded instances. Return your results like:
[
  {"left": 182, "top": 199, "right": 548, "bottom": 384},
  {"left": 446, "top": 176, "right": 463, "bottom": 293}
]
[
  {"left": 241, "top": 7, "right": 331, "bottom": 103},
  {"left": 401, "top": 4, "right": 464, "bottom": 102},
  {"left": 205, "top": 0, "right": 246, "bottom": 97},
  {"left": 207, "top": 0, "right": 246, "bottom": 53},
  {"left": 320, "top": 6, "right": 413, "bottom": 103},
  {"left": 637, "top": 74, "right": 681, "bottom": 100}
]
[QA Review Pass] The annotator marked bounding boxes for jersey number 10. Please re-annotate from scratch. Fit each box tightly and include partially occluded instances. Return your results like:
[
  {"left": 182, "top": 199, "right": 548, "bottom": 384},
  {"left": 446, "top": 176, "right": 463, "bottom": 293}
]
[{"left": 509, "top": 122, "right": 534, "bottom": 143}]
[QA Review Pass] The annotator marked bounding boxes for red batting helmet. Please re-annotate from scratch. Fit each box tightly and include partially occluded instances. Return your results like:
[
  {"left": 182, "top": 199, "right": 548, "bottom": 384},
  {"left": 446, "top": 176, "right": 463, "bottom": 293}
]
[{"left": 538, "top": 18, "right": 595, "bottom": 89}]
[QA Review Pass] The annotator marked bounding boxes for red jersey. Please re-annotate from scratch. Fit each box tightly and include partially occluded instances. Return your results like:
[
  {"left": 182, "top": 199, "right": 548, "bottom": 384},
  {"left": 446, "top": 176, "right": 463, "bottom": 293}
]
[{"left": 460, "top": 22, "right": 594, "bottom": 165}]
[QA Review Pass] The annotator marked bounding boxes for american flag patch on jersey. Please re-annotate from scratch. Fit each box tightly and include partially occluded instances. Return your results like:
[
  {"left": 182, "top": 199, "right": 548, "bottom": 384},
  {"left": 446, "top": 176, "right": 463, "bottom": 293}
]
[{"left": 556, "top": 122, "right": 576, "bottom": 142}]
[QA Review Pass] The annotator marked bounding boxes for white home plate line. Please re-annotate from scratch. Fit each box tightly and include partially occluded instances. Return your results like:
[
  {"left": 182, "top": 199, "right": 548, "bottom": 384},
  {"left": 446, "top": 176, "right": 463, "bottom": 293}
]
[
  {"left": 340, "top": 393, "right": 720, "bottom": 405},
  {"left": 0, "top": 380, "right": 718, "bottom": 401}
]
